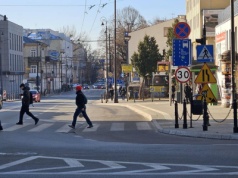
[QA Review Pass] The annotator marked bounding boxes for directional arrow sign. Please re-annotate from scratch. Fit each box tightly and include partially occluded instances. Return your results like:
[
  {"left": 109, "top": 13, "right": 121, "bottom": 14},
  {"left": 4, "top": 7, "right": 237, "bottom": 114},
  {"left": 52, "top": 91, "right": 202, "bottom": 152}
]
[{"left": 194, "top": 63, "right": 217, "bottom": 83}]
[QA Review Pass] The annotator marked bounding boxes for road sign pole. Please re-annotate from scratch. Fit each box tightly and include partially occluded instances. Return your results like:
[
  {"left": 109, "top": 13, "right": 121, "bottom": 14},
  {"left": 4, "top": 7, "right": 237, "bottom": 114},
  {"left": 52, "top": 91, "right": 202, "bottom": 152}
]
[{"left": 231, "top": 0, "right": 238, "bottom": 133}]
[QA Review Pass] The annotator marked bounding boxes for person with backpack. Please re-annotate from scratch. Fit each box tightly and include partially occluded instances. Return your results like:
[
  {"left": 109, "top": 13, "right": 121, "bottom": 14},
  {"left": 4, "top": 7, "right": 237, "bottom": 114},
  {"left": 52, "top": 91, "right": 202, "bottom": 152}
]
[
  {"left": 68, "top": 85, "right": 93, "bottom": 129},
  {"left": 16, "top": 83, "right": 39, "bottom": 125}
]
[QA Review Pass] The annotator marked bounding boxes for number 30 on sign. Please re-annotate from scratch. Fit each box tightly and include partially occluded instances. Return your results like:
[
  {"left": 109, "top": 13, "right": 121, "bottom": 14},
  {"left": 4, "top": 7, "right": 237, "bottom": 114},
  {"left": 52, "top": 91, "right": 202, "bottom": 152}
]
[{"left": 175, "top": 67, "right": 191, "bottom": 83}]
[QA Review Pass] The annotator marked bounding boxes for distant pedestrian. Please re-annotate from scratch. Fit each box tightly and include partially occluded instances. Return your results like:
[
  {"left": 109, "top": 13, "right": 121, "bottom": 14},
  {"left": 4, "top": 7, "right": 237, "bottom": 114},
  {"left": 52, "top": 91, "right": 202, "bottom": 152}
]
[
  {"left": 171, "top": 84, "right": 176, "bottom": 103},
  {"left": 68, "top": 85, "right": 93, "bottom": 129},
  {"left": 109, "top": 87, "right": 114, "bottom": 101},
  {"left": 184, "top": 83, "right": 192, "bottom": 103},
  {"left": 16, "top": 83, "right": 39, "bottom": 125}
]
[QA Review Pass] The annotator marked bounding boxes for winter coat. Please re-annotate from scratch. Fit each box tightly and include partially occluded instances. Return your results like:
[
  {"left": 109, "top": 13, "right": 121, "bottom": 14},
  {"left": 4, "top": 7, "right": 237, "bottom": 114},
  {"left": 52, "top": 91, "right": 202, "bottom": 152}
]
[
  {"left": 21, "top": 86, "right": 30, "bottom": 106},
  {"left": 75, "top": 90, "right": 85, "bottom": 109}
]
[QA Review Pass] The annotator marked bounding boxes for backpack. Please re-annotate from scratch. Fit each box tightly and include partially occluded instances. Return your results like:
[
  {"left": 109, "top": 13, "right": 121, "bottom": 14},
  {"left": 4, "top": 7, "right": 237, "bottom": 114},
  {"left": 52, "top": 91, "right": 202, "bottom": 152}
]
[
  {"left": 29, "top": 92, "right": 33, "bottom": 105},
  {"left": 82, "top": 93, "right": 87, "bottom": 104}
]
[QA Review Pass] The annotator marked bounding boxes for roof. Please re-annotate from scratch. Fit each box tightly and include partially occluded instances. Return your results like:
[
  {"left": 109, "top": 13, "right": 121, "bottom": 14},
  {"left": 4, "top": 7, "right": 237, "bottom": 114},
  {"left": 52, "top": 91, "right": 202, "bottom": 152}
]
[{"left": 27, "top": 31, "right": 62, "bottom": 40}]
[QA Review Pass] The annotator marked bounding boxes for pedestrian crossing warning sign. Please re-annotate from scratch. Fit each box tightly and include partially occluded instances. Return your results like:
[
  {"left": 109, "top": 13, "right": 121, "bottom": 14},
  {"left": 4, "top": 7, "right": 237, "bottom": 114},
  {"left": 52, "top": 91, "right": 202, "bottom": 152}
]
[
  {"left": 196, "top": 45, "right": 214, "bottom": 63},
  {"left": 194, "top": 63, "right": 217, "bottom": 83},
  {"left": 196, "top": 84, "right": 217, "bottom": 103}
]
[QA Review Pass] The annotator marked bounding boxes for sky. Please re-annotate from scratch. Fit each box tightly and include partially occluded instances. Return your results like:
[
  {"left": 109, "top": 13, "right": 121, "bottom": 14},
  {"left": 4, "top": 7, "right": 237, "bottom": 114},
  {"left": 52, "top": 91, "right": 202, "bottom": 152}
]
[{"left": 0, "top": 0, "right": 186, "bottom": 50}]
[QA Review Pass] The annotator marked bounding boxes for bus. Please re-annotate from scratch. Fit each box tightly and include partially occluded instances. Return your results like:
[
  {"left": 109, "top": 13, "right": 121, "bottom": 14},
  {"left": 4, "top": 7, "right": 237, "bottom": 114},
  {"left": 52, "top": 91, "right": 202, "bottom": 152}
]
[{"left": 152, "top": 72, "right": 169, "bottom": 97}]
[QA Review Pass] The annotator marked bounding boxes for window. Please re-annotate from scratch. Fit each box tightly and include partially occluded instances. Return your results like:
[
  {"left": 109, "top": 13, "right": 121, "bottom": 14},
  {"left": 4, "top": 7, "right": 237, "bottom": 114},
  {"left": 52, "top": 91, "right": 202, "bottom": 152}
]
[
  {"left": 30, "top": 65, "right": 37, "bottom": 73},
  {"left": 31, "top": 49, "right": 36, "bottom": 57}
]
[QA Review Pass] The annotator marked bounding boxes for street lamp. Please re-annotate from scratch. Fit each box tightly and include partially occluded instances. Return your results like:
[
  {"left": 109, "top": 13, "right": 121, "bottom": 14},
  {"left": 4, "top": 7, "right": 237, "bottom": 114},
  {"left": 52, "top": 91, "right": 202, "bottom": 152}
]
[
  {"left": 0, "top": 32, "right": 3, "bottom": 96},
  {"left": 114, "top": 0, "right": 118, "bottom": 103},
  {"left": 101, "top": 17, "right": 109, "bottom": 99},
  {"left": 124, "top": 31, "right": 131, "bottom": 101}
]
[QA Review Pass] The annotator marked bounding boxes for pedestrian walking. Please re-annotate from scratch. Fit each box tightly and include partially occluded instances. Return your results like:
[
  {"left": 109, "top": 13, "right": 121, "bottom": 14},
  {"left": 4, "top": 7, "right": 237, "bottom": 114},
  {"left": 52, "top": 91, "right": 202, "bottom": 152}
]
[
  {"left": 109, "top": 86, "right": 114, "bottom": 101},
  {"left": 184, "top": 83, "right": 192, "bottom": 103},
  {"left": 16, "top": 83, "right": 39, "bottom": 125},
  {"left": 68, "top": 85, "right": 93, "bottom": 129}
]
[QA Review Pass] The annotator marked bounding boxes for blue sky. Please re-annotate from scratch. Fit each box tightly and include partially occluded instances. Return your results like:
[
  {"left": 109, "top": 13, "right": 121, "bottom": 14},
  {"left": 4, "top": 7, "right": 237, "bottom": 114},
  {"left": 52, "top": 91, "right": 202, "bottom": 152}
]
[{"left": 0, "top": 0, "right": 186, "bottom": 49}]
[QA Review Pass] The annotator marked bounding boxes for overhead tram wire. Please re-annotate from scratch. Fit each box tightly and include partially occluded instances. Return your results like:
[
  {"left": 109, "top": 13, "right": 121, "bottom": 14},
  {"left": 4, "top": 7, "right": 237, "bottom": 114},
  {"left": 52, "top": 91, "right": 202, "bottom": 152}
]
[
  {"left": 79, "top": 0, "right": 87, "bottom": 36},
  {"left": 89, "top": 0, "right": 102, "bottom": 36}
]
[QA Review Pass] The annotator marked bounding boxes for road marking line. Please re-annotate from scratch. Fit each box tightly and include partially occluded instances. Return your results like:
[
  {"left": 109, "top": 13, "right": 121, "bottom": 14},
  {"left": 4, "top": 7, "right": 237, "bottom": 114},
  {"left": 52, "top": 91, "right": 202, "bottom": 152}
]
[
  {"left": 0, "top": 156, "right": 39, "bottom": 170},
  {"left": 64, "top": 158, "right": 84, "bottom": 167},
  {"left": 110, "top": 123, "right": 124, "bottom": 131},
  {"left": 82, "top": 124, "right": 99, "bottom": 132},
  {"left": 137, "top": 104, "right": 172, "bottom": 120},
  {"left": 28, "top": 123, "right": 53, "bottom": 132},
  {"left": 136, "top": 122, "right": 152, "bottom": 130},
  {"left": 56, "top": 124, "right": 72, "bottom": 133},
  {"left": 3, "top": 123, "right": 31, "bottom": 131}
]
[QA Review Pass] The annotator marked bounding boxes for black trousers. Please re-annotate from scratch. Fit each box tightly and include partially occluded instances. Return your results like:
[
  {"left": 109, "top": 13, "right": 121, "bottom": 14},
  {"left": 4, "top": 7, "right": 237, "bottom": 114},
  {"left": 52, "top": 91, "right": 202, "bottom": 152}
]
[{"left": 19, "top": 105, "right": 37, "bottom": 123}]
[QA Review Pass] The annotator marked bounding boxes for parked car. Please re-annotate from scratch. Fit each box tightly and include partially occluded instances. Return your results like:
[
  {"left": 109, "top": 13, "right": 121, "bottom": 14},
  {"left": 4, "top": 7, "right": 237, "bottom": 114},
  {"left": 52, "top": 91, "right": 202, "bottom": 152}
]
[
  {"left": 0, "top": 94, "right": 3, "bottom": 109},
  {"left": 30, "top": 90, "right": 41, "bottom": 102},
  {"left": 83, "top": 84, "right": 90, "bottom": 89}
]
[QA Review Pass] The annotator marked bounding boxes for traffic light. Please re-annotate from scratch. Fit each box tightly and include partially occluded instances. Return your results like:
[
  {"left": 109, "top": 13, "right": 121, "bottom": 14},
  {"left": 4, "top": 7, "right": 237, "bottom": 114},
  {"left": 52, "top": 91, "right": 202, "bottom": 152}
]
[
  {"left": 196, "top": 37, "right": 206, "bottom": 45},
  {"left": 196, "top": 24, "right": 206, "bottom": 45}
]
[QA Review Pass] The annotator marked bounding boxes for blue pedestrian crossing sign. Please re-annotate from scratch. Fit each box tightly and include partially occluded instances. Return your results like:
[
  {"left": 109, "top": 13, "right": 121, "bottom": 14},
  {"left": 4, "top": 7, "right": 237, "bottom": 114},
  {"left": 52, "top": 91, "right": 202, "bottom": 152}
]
[{"left": 196, "top": 45, "right": 214, "bottom": 63}]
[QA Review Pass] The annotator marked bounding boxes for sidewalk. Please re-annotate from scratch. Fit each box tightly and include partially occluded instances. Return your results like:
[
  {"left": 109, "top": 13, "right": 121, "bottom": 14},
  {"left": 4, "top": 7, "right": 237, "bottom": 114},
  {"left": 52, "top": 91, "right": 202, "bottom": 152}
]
[{"left": 97, "top": 98, "right": 238, "bottom": 140}]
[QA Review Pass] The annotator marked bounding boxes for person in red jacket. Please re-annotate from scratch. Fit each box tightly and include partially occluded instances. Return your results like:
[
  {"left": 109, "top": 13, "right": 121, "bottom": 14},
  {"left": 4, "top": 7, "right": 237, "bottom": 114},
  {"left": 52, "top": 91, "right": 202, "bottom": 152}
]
[{"left": 68, "top": 85, "right": 93, "bottom": 129}]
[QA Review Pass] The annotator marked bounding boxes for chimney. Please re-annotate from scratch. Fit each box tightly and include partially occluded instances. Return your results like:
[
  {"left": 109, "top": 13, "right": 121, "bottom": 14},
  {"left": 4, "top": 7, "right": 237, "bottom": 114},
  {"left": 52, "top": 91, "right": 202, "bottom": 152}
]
[{"left": 3, "top": 15, "right": 7, "bottom": 21}]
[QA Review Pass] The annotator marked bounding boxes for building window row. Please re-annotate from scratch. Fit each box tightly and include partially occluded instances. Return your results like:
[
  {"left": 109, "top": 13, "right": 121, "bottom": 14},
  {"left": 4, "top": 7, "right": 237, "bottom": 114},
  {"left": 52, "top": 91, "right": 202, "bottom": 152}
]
[
  {"left": 9, "top": 53, "right": 24, "bottom": 72},
  {"left": 9, "top": 32, "right": 22, "bottom": 52}
]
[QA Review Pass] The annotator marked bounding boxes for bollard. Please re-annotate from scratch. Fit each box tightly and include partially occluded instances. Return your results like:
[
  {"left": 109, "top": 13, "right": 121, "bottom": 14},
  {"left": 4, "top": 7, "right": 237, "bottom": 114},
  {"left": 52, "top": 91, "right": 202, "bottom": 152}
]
[
  {"left": 190, "top": 97, "right": 193, "bottom": 128},
  {"left": 0, "top": 121, "right": 3, "bottom": 131},
  {"left": 134, "top": 92, "right": 136, "bottom": 103},
  {"left": 203, "top": 99, "right": 208, "bottom": 131},
  {"left": 175, "top": 101, "right": 179, "bottom": 128},
  {"left": 101, "top": 94, "right": 103, "bottom": 103},
  {"left": 233, "top": 99, "right": 238, "bottom": 133},
  {"left": 183, "top": 99, "right": 187, "bottom": 129}
]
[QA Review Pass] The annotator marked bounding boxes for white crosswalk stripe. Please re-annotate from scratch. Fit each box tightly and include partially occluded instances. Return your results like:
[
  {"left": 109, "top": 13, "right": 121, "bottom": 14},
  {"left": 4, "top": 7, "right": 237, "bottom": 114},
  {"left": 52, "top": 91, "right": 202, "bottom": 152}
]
[
  {"left": 28, "top": 123, "right": 53, "bottom": 132},
  {"left": 82, "top": 124, "right": 99, "bottom": 132},
  {"left": 136, "top": 122, "right": 152, "bottom": 130},
  {"left": 3, "top": 123, "right": 31, "bottom": 131},
  {"left": 56, "top": 124, "right": 72, "bottom": 133},
  {"left": 0, "top": 122, "right": 152, "bottom": 133}
]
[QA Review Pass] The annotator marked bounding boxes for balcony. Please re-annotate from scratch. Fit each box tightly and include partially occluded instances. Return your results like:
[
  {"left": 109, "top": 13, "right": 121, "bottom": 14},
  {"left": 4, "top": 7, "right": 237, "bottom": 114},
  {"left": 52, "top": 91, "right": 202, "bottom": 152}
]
[{"left": 28, "top": 57, "right": 41, "bottom": 62}]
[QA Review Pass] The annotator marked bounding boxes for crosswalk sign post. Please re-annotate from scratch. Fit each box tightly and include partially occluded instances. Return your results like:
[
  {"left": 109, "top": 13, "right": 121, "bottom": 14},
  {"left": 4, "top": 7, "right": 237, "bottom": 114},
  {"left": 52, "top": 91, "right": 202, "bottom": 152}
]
[{"left": 196, "top": 45, "right": 214, "bottom": 63}]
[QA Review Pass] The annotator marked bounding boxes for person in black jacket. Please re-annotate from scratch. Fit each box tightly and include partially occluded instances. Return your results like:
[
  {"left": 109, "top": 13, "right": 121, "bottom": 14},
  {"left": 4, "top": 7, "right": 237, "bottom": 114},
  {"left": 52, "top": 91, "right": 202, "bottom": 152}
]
[
  {"left": 69, "top": 85, "right": 93, "bottom": 129},
  {"left": 16, "top": 83, "right": 39, "bottom": 125}
]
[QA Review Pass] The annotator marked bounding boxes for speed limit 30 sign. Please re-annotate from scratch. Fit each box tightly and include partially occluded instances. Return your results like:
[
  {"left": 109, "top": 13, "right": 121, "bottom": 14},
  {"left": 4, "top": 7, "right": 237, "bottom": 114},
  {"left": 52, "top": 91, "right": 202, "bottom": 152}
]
[{"left": 175, "top": 67, "right": 191, "bottom": 83}]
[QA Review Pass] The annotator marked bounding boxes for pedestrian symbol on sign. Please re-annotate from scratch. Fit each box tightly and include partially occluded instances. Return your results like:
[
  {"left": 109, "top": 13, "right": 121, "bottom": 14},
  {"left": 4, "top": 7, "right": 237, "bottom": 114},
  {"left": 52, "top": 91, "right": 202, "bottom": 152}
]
[{"left": 196, "top": 45, "right": 214, "bottom": 62}]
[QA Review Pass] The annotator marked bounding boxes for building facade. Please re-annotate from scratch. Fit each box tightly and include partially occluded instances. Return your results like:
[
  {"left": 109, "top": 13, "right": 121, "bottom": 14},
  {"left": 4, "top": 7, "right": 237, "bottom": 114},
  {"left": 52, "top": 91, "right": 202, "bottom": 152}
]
[{"left": 0, "top": 15, "right": 24, "bottom": 98}]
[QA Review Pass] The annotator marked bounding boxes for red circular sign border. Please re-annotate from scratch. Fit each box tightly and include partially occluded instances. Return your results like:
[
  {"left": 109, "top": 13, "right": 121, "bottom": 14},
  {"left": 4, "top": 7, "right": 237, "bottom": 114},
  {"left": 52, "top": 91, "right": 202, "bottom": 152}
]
[
  {"left": 175, "top": 66, "right": 191, "bottom": 83},
  {"left": 174, "top": 22, "right": 191, "bottom": 39}
]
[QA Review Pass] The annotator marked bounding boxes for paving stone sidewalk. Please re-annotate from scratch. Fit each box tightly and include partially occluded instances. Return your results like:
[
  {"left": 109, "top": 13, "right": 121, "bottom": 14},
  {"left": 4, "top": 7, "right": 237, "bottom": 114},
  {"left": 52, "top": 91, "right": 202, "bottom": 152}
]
[{"left": 98, "top": 98, "right": 238, "bottom": 140}]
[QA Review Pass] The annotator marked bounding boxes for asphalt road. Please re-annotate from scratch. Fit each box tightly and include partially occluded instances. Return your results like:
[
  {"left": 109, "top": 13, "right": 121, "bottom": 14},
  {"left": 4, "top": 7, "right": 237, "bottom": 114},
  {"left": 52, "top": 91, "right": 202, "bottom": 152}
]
[{"left": 0, "top": 89, "right": 238, "bottom": 178}]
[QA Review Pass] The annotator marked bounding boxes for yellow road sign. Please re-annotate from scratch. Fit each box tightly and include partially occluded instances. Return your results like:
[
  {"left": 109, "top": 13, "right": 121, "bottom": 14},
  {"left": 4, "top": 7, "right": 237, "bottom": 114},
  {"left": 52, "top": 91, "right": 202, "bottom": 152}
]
[
  {"left": 194, "top": 63, "right": 217, "bottom": 83},
  {"left": 196, "top": 84, "right": 217, "bottom": 103},
  {"left": 150, "top": 86, "right": 165, "bottom": 92},
  {"left": 122, "top": 64, "right": 133, "bottom": 72}
]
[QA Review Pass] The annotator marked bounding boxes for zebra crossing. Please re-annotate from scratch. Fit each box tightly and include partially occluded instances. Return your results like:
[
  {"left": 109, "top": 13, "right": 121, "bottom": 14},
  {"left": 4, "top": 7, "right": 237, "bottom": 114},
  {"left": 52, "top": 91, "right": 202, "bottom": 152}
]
[{"left": 0, "top": 121, "right": 154, "bottom": 133}]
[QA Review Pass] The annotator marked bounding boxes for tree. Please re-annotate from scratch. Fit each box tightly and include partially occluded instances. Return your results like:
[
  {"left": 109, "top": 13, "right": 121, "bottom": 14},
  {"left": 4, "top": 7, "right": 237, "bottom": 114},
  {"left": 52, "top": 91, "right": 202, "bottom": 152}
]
[
  {"left": 98, "top": 6, "right": 148, "bottom": 78},
  {"left": 165, "top": 18, "right": 179, "bottom": 59},
  {"left": 131, "top": 35, "right": 161, "bottom": 98}
]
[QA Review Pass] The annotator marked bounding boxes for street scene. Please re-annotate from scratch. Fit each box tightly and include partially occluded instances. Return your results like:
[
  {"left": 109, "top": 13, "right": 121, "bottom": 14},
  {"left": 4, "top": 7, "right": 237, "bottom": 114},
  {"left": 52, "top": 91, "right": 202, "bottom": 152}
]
[
  {"left": 1, "top": 0, "right": 238, "bottom": 177},
  {"left": 0, "top": 89, "right": 238, "bottom": 178}
]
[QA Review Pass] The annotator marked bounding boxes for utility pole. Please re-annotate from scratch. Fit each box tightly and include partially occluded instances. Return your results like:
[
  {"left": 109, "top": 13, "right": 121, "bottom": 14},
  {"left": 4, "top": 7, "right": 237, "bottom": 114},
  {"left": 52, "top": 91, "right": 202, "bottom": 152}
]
[
  {"left": 114, "top": 0, "right": 118, "bottom": 103},
  {"left": 231, "top": 0, "right": 238, "bottom": 133}
]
